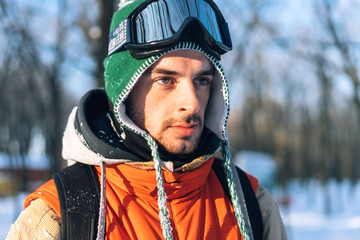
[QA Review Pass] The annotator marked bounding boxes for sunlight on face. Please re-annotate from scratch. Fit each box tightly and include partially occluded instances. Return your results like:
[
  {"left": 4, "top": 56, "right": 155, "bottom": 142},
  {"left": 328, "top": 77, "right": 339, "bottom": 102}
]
[{"left": 127, "top": 50, "right": 214, "bottom": 155}]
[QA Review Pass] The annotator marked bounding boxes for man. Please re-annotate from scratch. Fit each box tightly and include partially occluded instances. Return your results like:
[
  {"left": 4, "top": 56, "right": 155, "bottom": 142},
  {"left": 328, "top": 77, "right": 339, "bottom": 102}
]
[{"left": 7, "top": 0, "right": 287, "bottom": 239}]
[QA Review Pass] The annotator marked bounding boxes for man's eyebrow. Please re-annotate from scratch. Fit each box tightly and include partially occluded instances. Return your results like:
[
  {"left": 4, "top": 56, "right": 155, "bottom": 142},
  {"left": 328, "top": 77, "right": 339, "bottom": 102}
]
[
  {"left": 198, "top": 68, "right": 215, "bottom": 77},
  {"left": 150, "top": 68, "right": 180, "bottom": 76}
]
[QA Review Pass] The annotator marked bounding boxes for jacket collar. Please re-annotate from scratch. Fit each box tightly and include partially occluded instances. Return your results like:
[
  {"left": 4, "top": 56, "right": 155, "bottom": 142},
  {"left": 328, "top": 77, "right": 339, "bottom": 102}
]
[{"left": 99, "top": 157, "right": 216, "bottom": 201}]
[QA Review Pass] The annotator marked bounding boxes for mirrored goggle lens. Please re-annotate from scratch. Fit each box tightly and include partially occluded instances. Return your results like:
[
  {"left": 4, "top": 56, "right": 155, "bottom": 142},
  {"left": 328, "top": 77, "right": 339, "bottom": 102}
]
[{"left": 135, "top": 0, "right": 224, "bottom": 45}]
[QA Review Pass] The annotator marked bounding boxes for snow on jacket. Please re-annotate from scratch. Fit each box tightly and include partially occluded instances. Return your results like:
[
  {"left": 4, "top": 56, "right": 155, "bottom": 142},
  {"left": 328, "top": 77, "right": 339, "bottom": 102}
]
[{"left": 22, "top": 157, "right": 255, "bottom": 239}]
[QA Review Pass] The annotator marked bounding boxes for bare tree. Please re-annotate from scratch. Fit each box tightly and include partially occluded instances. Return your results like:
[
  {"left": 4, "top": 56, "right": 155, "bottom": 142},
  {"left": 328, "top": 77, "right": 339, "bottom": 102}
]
[
  {"left": 0, "top": 0, "right": 49, "bottom": 190},
  {"left": 224, "top": 0, "right": 360, "bottom": 187},
  {"left": 77, "top": 0, "right": 116, "bottom": 87},
  {"left": 315, "top": 0, "right": 360, "bottom": 121},
  {"left": 0, "top": 0, "right": 79, "bottom": 191}
]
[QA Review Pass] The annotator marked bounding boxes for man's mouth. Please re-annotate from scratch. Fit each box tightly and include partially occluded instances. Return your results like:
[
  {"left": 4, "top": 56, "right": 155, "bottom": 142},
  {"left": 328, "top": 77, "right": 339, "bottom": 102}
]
[{"left": 169, "top": 123, "right": 199, "bottom": 137}]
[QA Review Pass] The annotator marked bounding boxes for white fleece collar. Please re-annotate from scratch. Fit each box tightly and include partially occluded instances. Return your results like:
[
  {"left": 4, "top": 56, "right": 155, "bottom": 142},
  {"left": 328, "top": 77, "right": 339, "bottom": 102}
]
[{"left": 62, "top": 107, "right": 132, "bottom": 167}]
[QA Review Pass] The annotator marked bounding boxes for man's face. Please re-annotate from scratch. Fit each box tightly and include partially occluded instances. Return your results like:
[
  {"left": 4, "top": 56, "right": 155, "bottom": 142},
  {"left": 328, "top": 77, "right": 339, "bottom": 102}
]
[{"left": 126, "top": 50, "right": 214, "bottom": 155}]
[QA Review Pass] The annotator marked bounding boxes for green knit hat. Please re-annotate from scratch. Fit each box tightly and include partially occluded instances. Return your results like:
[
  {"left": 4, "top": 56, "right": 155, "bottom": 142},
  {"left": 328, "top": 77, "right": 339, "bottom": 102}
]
[
  {"left": 103, "top": 1, "right": 252, "bottom": 239},
  {"left": 104, "top": 0, "right": 229, "bottom": 140},
  {"left": 104, "top": 0, "right": 149, "bottom": 109}
]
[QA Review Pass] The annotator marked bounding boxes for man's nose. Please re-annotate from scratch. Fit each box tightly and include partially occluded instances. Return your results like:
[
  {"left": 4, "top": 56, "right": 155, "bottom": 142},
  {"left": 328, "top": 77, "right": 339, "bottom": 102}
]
[{"left": 177, "top": 81, "right": 200, "bottom": 114}]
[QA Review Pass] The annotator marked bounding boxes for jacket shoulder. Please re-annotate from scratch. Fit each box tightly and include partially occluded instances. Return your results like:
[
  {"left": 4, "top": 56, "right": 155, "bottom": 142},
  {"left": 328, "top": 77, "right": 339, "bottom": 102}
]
[
  {"left": 8, "top": 198, "right": 60, "bottom": 239},
  {"left": 24, "top": 178, "right": 60, "bottom": 217},
  {"left": 256, "top": 185, "right": 288, "bottom": 240}
]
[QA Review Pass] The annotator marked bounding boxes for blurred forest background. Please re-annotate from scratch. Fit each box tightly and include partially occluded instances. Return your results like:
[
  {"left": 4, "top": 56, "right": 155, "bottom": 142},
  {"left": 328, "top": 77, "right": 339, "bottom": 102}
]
[{"left": 0, "top": 0, "right": 360, "bottom": 198}]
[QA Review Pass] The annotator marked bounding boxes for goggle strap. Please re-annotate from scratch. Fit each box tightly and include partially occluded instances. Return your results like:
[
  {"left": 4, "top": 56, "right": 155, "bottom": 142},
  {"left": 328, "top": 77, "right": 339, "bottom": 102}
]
[
  {"left": 223, "top": 22, "right": 232, "bottom": 47},
  {"left": 108, "top": 19, "right": 131, "bottom": 56}
]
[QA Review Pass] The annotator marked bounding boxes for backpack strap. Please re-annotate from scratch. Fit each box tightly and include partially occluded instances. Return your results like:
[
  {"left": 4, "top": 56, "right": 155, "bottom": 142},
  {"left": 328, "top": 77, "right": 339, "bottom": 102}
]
[
  {"left": 212, "top": 158, "right": 264, "bottom": 240},
  {"left": 53, "top": 163, "right": 100, "bottom": 240}
]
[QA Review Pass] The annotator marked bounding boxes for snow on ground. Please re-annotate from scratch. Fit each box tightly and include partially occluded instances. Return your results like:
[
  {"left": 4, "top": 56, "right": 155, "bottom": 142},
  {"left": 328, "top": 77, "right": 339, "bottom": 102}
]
[
  {"left": 0, "top": 180, "right": 359, "bottom": 239},
  {"left": 280, "top": 179, "right": 360, "bottom": 240}
]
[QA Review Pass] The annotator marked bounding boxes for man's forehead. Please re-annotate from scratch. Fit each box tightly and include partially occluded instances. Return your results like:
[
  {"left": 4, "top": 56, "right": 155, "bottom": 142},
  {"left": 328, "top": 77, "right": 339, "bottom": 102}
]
[{"left": 147, "top": 50, "right": 215, "bottom": 74}]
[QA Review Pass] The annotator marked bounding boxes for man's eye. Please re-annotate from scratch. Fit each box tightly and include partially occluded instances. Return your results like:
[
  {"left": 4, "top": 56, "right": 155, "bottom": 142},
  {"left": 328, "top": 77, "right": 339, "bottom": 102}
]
[
  {"left": 195, "top": 78, "right": 211, "bottom": 86},
  {"left": 156, "top": 78, "right": 172, "bottom": 84}
]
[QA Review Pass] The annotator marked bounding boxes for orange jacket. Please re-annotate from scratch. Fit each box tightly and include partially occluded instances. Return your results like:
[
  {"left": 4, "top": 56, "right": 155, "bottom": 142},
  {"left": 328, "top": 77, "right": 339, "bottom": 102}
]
[{"left": 25, "top": 158, "right": 258, "bottom": 240}]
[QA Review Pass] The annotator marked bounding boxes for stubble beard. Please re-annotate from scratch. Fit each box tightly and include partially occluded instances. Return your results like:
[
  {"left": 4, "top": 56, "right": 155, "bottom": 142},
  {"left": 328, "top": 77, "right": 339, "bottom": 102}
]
[
  {"left": 154, "top": 114, "right": 203, "bottom": 155},
  {"left": 127, "top": 105, "right": 204, "bottom": 155}
]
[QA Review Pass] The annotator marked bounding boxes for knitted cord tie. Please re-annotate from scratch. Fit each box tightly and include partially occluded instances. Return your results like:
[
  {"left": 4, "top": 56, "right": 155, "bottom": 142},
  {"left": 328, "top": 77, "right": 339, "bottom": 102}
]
[
  {"left": 145, "top": 134, "right": 173, "bottom": 240},
  {"left": 222, "top": 140, "right": 252, "bottom": 240}
]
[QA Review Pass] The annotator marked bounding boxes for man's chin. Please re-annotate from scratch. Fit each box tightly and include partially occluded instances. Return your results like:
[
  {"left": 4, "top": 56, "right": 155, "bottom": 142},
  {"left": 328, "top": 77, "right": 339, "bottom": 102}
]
[{"left": 158, "top": 139, "right": 199, "bottom": 156}]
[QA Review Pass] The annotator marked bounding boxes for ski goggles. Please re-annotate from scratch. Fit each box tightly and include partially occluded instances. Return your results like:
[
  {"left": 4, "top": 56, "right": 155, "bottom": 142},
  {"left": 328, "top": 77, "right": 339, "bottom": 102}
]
[{"left": 108, "top": 0, "right": 232, "bottom": 59}]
